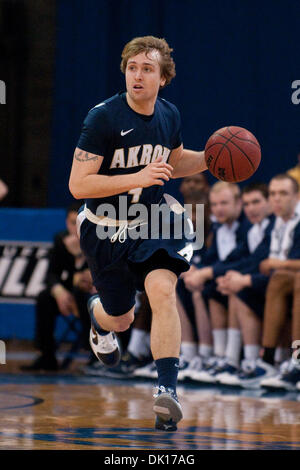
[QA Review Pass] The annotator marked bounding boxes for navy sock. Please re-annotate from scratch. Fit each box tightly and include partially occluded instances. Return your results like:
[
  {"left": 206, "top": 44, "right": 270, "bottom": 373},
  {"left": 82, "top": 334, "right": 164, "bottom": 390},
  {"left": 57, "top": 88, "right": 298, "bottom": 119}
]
[
  {"left": 89, "top": 299, "right": 109, "bottom": 336},
  {"left": 155, "top": 357, "right": 179, "bottom": 391}
]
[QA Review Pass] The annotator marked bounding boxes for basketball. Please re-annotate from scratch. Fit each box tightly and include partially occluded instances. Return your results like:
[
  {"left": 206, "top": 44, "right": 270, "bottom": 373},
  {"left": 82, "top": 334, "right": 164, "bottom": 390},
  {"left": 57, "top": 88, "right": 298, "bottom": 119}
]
[{"left": 204, "top": 126, "right": 261, "bottom": 182}]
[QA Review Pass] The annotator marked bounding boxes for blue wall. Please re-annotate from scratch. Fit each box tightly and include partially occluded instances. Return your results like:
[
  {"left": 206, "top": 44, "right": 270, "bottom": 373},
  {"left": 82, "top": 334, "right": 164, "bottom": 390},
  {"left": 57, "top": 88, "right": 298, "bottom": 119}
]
[
  {"left": 0, "top": 208, "right": 67, "bottom": 340},
  {"left": 49, "top": 0, "right": 300, "bottom": 206}
]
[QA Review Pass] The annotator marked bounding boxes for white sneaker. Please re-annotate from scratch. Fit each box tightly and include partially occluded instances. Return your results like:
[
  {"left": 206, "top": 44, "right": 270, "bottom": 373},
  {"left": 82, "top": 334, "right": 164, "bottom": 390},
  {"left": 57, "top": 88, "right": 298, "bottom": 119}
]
[
  {"left": 87, "top": 295, "right": 121, "bottom": 367},
  {"left": 218, "top": 368, "right": 242, "bottom": 386},
  {"left": 153, "top": 386, "right": 183, "bottom": 431},
  {"left": 89, "top": 326, "right": 121, "bottom": 367},
  {"left": 191, "top": 356, "right": 223, "bottom": 383},
  {"left": 260, "top": 359, "right": 300, "bottom": 391},
  {"left": 178, "top": 355, "right": 204, "bottom": 381},
  {"left": 134, "top": 361, "right": 157, "bottom": 378},
  {"left": 215, "top": 362, "right": 239, "bottom": 384},
  {"left": 177, "top": 355, "right": 192, "bottom": 381},
  {"left": 236, "top": 358, "right": 277, "bottom": 389}
]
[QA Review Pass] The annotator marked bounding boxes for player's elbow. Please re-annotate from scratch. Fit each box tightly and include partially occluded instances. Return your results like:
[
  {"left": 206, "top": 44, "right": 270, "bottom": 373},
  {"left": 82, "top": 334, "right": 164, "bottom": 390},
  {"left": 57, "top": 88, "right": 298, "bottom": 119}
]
[
  {"left": 0, "top": 180, "right": 8, "bottom": 200},
  {"left": 70, "top": 191, "right": 82, "bottom": 200},
  {"left": 69, "top": 179, "right": 84, "bottom": 199}
]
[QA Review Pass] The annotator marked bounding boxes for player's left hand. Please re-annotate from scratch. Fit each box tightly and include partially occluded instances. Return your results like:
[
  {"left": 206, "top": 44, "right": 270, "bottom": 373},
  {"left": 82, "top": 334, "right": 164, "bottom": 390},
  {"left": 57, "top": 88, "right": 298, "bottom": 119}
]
[{"left": 135, "top": 156, "right": 173, "bottom": 187}]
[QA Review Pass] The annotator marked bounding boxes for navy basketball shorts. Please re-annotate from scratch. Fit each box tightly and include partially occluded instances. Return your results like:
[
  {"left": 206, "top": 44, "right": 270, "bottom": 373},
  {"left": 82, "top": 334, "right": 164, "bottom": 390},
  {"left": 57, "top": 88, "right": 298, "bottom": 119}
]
[{"left": 77, "top": 197, "right": 194, "bottom": 317}]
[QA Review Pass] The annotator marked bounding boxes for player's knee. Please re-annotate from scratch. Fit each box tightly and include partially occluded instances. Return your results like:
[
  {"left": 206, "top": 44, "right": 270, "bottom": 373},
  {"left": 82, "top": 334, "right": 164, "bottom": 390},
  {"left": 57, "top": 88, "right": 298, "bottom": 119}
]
[
  {"left": 112, "top": 308, "right": 134, "bottom": 332},
  {"left": 145, "top": 276, "right": 177, "bottom": 309},
  {"left": 113, "top": 318, "right": 133, "bottom": 332}
]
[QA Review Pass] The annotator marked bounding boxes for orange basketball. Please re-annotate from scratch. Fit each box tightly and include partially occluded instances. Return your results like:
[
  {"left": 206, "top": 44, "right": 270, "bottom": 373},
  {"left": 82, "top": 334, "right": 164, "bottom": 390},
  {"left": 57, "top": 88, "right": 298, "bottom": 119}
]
[{"left": 204, "top": 126, "right": 261, "bottom": 182}]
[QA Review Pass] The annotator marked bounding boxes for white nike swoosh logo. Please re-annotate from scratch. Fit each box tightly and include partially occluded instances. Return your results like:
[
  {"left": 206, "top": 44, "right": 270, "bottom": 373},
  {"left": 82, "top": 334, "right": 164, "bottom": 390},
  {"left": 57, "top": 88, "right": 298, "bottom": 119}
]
[{"left": 121, "top": 128, "right": 134, "bottom": 136}]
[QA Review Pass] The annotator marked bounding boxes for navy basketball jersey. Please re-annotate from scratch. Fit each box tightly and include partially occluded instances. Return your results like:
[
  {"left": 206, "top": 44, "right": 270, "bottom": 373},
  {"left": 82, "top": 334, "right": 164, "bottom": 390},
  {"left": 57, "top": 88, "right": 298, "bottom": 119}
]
[{"left": 77, "top": 92, "right": 182, "bottom": 216}]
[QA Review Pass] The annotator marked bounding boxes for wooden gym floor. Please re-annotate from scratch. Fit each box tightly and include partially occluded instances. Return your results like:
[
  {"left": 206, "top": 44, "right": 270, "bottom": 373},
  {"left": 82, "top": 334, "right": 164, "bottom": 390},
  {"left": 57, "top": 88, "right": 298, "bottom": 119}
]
[{"left": 1, "top": 357, "right": 300, "bottom": 450}]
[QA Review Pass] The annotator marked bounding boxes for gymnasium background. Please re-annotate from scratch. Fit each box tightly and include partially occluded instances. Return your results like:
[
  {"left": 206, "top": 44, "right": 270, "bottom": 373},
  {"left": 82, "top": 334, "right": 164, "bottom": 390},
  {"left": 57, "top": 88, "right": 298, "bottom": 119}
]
[{"left": 0, "top": 0, "right": 299, "bottom": 339}]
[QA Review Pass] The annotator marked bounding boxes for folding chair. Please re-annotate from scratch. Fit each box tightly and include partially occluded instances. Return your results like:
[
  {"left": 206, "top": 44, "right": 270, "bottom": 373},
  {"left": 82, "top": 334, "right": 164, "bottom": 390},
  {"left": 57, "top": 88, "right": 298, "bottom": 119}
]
[{"left": 55, "top": 314, "right": 83, "bottom": 370}]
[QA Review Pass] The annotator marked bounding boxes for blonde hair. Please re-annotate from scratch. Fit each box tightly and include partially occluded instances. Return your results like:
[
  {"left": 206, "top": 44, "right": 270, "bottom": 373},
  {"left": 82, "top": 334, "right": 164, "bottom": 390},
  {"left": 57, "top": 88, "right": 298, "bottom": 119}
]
[
  {"left": 120, "top": 36, "right": 176, "bottom": 88},
  {"left": 210, "top": 181, "right": 241, "bottom": 201}
]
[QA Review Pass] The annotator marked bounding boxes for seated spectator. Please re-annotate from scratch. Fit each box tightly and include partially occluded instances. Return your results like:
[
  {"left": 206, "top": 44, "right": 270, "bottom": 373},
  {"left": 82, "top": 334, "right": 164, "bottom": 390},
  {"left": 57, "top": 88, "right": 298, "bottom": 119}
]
[
  {"left": 217, "top": 174, "right": 300, "bottom": 388},
  {"left": 21, "top": 202, "right": 94, "bottom": 371},
  {"left": 182, "top": 181, "right": 251, "bottom": 383},
  {"left": 260, "top": 268, "right": 300, "bottom": 391},
  {"left": 179, "top": 172, "right": 210, "bottom": 201},
  {"left": 213, "top": 183, "right": 274, "bottom": 386},
  {"left": 258, "top": 176, "right": 300, "bottom": 391}
]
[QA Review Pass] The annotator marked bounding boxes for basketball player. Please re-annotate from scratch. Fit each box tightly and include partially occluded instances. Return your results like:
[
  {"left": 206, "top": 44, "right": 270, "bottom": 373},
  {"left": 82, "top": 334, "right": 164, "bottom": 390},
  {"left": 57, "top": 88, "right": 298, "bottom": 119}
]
[{"left": 69, "top": 36, "right": 207, "bottom": 431}]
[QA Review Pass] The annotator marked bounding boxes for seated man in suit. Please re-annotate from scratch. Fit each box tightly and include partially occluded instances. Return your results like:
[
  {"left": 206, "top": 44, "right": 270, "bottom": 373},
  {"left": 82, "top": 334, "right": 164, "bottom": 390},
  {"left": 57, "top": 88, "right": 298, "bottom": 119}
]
[
  {"left": 182, "top": 181, "right": 251, "bottom": 382},
  {"left": 258, "top": 267, "right": 300, "bottom": 391},
  {"left": 212, "top": 182, "right": 274, "bottom": 386}
]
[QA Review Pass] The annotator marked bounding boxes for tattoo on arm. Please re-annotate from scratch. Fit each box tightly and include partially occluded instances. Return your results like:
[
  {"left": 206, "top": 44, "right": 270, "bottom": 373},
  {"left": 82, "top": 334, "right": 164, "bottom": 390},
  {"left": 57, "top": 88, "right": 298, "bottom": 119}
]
[{"left": 75, "top": 150, "right": 99, "bottom": 162}]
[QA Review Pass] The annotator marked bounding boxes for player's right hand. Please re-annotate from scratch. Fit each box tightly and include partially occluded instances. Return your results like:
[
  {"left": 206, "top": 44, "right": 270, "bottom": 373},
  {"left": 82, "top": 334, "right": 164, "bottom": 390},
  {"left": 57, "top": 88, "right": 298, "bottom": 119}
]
[{"left": 136, "top": 156, "right": 173, "bottom": 187}]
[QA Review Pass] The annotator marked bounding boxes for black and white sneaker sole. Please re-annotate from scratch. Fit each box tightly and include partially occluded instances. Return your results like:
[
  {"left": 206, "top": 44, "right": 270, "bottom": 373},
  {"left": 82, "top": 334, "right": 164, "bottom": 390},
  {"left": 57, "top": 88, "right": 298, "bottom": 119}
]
[
  {"left": 155, "top": 416, "right": 178, "bottom": 431},
  {"left": 153, "top": 393, "right": 183, "bottom": 430},
  {"left": 89, "top": 328, "right": 121, "bottom": 367}
]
